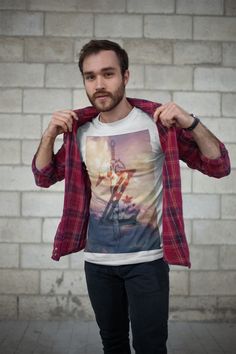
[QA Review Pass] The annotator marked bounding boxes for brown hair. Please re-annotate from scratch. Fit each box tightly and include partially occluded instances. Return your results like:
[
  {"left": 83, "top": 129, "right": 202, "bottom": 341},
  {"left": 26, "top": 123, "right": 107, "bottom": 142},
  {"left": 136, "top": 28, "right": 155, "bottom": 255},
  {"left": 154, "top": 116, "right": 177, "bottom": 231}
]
[{"left": 78, "top": 39, "right": 129, "bottom": 76}]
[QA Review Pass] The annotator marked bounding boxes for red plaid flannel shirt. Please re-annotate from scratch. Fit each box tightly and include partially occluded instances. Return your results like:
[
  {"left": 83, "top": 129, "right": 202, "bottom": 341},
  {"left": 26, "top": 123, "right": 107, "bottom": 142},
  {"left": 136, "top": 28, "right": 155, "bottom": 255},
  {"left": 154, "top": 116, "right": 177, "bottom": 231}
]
[{"left": 32, "top": 98, "right": 231, "bottom": 267}]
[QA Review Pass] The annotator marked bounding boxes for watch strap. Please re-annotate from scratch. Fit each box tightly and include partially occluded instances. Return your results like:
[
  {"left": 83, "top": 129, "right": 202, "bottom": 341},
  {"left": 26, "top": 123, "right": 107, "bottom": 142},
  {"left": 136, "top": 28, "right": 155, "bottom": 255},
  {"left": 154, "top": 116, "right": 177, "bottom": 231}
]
[{"left": 185, "top": 114, "right": 200, "bottom": 131}]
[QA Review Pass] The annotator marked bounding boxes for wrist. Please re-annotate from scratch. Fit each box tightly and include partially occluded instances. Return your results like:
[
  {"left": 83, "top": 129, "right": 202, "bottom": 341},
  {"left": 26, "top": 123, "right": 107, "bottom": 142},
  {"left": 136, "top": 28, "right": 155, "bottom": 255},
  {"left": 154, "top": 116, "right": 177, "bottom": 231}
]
[
  {"left": 41, "top": 131, "right": 56, "bottom": 147},
  {"left": 184, "top": 114, "right": 200, "bottom": 131}
]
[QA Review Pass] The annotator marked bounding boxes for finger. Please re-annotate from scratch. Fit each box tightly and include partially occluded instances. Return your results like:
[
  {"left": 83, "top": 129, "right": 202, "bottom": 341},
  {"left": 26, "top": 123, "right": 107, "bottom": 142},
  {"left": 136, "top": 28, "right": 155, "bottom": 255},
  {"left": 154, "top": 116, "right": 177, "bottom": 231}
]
[
  {"left": 159, "top": 104, "right": 174, "bottom": 121},
  {"left": 52, "top": 116, "right": 73, "bottom": 132},
  {"left": 49, "top": 119, "right": 68, "bottom": 133},
  {"left": 153, "top": 103, "right": 170, "bottom": 121},
  {"left": 61, "top": 110, "right": 78, "bottom": 120},
  {"left": 53, "top": 112, "right": 75, "bottom": 132},
  {"left": 54, "top": 111, "right": 74, "bottom": 122},
  {"left": 153, "top": 105, "right": 164, "bottom": 121}
]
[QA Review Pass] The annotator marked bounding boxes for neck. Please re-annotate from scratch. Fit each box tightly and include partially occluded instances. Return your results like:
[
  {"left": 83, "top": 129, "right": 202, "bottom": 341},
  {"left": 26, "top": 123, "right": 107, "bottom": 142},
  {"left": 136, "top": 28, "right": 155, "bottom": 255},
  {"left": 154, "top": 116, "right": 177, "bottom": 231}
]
[{"left": 99, "top": 97, "right": 133, "bottom": 123}]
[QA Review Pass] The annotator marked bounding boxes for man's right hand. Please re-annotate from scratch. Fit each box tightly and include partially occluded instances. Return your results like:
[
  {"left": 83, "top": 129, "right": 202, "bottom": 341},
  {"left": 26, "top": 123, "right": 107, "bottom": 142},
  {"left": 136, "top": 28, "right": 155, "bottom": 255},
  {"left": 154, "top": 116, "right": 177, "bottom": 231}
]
[
  {"left": 35, "top": 110, "right": 78, "bottom": 170},
  {"left": 44, "top": 110, "right": 78, "bottom": 139}
]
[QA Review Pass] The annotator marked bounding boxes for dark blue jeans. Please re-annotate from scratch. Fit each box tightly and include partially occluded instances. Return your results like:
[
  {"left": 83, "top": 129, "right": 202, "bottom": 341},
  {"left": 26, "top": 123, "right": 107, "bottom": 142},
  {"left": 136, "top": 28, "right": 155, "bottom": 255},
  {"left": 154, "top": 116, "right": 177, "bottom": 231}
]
[{"left": 85, "top": 258, "right": 169, "bottom": 354}]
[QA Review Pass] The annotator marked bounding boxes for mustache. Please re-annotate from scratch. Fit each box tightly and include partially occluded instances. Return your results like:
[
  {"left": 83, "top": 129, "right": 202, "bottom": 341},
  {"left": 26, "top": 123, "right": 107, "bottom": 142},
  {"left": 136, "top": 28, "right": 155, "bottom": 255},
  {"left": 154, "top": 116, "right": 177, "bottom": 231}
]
[{"left": 93, "top": 91, "right": 112, "bottom": 99}]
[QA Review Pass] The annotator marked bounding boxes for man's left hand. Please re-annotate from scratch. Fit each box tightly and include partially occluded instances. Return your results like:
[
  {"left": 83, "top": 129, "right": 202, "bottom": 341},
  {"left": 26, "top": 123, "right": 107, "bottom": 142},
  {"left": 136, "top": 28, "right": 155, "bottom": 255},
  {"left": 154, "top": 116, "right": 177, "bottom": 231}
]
[{"left": 153, "top": 102, "right": 194, "bottom": 129}]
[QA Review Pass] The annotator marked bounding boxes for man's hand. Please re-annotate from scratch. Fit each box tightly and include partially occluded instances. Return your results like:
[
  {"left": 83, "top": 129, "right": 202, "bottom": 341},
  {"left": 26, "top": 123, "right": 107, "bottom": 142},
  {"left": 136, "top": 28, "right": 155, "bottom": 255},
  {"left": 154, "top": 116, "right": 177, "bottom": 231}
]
[
  {"left": 35, "top": 109, "right": 78, "bottom": 170},
  {"left": 153, "top": 102, "right": 194, "bottom": 129},
  {"left": 44, "top": 110, "right": 78, "bottom": 139}
]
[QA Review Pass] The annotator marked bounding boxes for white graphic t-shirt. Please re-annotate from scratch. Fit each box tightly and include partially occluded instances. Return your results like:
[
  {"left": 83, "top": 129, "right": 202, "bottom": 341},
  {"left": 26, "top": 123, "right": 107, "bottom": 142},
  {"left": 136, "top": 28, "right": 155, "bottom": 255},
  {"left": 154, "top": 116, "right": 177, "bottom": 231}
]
[{"left": 77, "top": 107, "right": 165, "bottom": 265}]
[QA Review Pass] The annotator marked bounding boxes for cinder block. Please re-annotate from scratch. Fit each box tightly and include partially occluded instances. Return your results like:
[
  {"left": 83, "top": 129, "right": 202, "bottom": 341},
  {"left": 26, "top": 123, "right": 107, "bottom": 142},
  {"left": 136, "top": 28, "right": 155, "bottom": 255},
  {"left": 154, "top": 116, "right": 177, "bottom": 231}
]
[
  {"left": 190, "top": 271, "right": 236, "bottom": 295},
  {"left": 145, "top": 65, "right": 192, "bottom": 90},
  {"left": 46, "top": 64, "right": 83, "bottom": 88},
  {"left": 73, "top": 89, "right": 91, "bottom": 109},
  {"left": 219, "top": 246, "right": 236, "bottom": 270},
  {"left": 194, "top": 17, "right": 236, "bottom": 41},
  {"left": 0, "top": 244, "right": 19, "bottom": 268},
  {"left": 173, "top": 92, "right": 220, "bottom": 117},
  {"left": 169, "top": 271, "right": 189, "bottom": 295},
  {"left": 225, "top": 0, "right": 236, "bottom": 15},
  {"left": 170, "top": 295, "right": 219, "bottom": 320},
  {"left": 22, "top": 192, "right": 64, "bottom": 217},
  {"left": 176, "top": 0, "right": 223, "bottom": 14},
  {"left": 40, "top": 270, "right": 87, "bottom": 295},
  {"left": 126, "top": 89, "right": 171, "bottom": 104},
  {"left": 23, "top": 89, "right": 72, "bottom": 114},
  {"left": 194, "top": 67, "right": 236, "bottom": 92},
  {"left": 0, "top": 270, "right": 39, "bottom": 294},
  {"left": 0, "top": 89, "right": 22, "bottom": 113},
  {"left": 77, "top": 0, "right": 126, "bottom": 12},
  {"left": 21, "top": 244, "right": 69, "bottom": 269},
  {"left": 95, "top": 14, "right": 143, "bottom": 38},
  {"left": 0, "top": 114, "right": 41, "bottom": 139},
  {"left": 218, "top": 296, "right": 236, "bottom": 310},
  {"left": 189, "top": 245, "right": 218, "bottom": 270},
  {"left": 127, "top": 65, "right": 144, "bottom": 89},
  {"left": 42, "top": 218, "right": 60, "bottom": 243},
  {"left": 222, "top": 196, "right": 236, "bottom": 219},
  {"left": 198, "top": 117, "right": 236, "bottom": 143},
  {"left": 0, "top": 140, "right": 21, "bottom": 164},
  {"left": 169, "top": 308, "right": 219, "bottom": 321},
  {"left": 193, "top": 170, "right": 236, "bottom": 194},
  {"left": 0, "top": 218, "right": 41, "bottom": 243},
  {"left": 0, "top": 192, "right": 20, "bottom": 216},
  {"left": 0, "top": 0, "right": 26, "bottom": 9},
  {"left": 22, "top": 139, "right": 40, "bottom": 165},
  {"left": 25, "top": 38, "right": 74, "bottom": 63},
  {"left": 0, "top": 11, "right": 43, "bottom": 36},
  {"left": 144, "top": 15, "right": 192, "bottom": 39},
  {"left": 45, "top": 13, "right": 93, "bottom": 37},
  {"left": 170, "top": 295, "right": 217, "bottom": 311},
  {"left": 184, "top": 219, "right": 192, "bottom": 244},
  {"left": 226, "top": 144, "right": 236, "bottom": 168},
  {"left": 70, "top": 252, "right": 85, "bottom": 270},
  {"left": 174, "top": 41, "right": 221, "bottom": 65},
  {"left": 222, "top": 94, "right": 236, "bottom": 117},
  {"left": 183, "top": 194, "right": 220, "bottom": 219},
  {"left": 0, "top": 295, "right": 17, "bottom": 320},
  {"left": 180, "top": 168, "right": 192, "bottom": 193},
  {"left": 127, "top": 0, "right": 175, "bottom": 13},
  {"left": 29, "top": 0, "right": 77, "bottom": 11},
  {"left": 193, "top": 220, "right": 236, "bottom": 245},
  {"left": 0, "top": 38, "right": 23, "bottom": 61},
  {"left": 19, "top": 294, "right": 94, "bottom": 320},
  {"left": 123, "top": 39, "right": 172, "bottom": 64},
  {"left": 223, "top": 43, "right": 236, "bottom": 67},
  {"left": 0, "top": 63, "right": 44, "bottom": 87},
  {"left": 0, "top": 166, "right": 37, "bottom": 191}
]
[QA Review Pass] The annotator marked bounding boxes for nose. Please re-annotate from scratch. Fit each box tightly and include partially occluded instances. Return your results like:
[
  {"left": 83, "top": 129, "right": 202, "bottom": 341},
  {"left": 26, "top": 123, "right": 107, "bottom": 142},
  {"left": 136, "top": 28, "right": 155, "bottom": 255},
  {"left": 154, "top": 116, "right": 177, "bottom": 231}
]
[{"left": 95, "top": 75, "right": 105, "bottom": 91}]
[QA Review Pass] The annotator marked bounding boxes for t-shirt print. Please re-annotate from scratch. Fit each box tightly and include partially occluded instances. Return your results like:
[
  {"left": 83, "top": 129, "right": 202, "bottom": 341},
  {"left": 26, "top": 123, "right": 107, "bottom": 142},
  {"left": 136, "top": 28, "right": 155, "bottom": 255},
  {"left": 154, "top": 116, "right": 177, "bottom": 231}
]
[{"left": 85, "top": 129, "right": 162, "bottom": 254}]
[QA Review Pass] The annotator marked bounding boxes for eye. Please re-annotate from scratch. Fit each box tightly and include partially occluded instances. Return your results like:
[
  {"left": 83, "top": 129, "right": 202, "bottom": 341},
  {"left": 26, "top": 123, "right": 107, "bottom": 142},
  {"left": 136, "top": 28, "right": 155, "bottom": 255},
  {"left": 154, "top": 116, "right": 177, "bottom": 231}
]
[
  {"left": 104, "top": 72, "right": 114, "bottom": 78},
  {"left": 84, "top": 75, "right": 95, "bottom": 81}
]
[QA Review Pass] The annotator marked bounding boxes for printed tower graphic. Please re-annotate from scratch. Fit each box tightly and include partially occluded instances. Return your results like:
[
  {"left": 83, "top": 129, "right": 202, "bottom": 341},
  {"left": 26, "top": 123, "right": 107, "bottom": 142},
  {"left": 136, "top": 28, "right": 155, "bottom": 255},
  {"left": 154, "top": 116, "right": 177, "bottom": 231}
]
[{"left": 96, "top": 139, "right": 139, "bottom": 224}]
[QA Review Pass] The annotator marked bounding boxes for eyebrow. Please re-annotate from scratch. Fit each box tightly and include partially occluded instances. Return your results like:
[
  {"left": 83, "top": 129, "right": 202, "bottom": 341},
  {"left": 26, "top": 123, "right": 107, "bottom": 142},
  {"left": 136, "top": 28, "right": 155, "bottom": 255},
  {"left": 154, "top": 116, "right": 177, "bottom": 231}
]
[{"left": 83, "top": 67, "right": 116, "bottom": 76}]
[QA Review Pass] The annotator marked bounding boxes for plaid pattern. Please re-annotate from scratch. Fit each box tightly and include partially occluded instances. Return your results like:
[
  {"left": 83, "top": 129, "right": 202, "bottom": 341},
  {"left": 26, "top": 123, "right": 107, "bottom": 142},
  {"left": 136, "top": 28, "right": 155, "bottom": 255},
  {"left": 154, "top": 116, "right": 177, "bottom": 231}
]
[{"left": 32, "top": 98, "right": 231, "bottom": 267}]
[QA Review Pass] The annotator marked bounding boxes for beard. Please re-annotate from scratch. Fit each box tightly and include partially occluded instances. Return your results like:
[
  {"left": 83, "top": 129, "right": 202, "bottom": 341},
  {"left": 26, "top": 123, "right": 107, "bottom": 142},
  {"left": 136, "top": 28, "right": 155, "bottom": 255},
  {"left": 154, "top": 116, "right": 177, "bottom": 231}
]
[{"left": 86, "top": 80, "right": 126, "bottom": 112}]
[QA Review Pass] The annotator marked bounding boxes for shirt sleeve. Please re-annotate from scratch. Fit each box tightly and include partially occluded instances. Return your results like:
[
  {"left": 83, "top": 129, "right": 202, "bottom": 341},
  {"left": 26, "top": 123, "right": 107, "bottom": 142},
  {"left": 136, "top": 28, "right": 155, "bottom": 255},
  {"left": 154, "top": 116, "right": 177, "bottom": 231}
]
[
  {"left": 32, "top": 143, "right": 65, "bottom": 187},
  {"left": 176, "top": 128, "right": 231, "bottom": 178}
]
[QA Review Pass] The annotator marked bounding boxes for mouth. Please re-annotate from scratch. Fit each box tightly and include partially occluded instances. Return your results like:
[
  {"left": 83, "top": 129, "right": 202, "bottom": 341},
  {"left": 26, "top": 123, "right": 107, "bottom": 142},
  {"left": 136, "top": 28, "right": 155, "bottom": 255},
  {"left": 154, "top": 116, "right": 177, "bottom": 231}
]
[{"left": 94, "top": 93, "right": 110, "bottom": 100}]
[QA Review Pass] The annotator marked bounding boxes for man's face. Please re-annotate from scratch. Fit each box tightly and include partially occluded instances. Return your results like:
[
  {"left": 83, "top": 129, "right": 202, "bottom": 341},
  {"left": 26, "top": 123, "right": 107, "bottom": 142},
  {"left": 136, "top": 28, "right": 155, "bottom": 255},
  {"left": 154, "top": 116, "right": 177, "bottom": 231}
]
[{"left": 82, "top": 50, "right": 129, "bottom": 112}]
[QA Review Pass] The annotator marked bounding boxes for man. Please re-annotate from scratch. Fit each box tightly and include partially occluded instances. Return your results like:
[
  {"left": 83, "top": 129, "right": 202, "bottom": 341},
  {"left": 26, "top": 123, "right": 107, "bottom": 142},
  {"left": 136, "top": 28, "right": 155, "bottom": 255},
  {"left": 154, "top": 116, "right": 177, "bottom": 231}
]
[{"left": 32, "top": 40, "right": 230, "bottom": 354}]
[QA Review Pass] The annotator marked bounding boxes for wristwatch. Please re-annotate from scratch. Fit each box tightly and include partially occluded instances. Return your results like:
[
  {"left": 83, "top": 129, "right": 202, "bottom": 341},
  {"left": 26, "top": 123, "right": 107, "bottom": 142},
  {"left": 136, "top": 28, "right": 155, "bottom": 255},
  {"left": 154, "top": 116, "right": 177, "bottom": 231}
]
[{"left": 184, "top": 113, "right": 200, "bottom": 131}]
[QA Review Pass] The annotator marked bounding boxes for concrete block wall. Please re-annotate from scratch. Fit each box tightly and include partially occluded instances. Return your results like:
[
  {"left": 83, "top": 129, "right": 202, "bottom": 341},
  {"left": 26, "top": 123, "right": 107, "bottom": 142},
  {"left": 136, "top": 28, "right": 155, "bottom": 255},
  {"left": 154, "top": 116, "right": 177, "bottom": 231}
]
[{"left": 0, "top": 0, "right": 235, "bottom": 321}]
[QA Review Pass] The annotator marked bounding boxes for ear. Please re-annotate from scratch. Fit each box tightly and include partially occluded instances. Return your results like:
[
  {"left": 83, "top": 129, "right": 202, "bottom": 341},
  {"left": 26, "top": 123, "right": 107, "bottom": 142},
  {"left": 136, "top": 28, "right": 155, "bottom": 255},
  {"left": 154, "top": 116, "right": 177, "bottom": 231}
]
[{"left": 123, "top": 69, "right": 130, "bottom": 86}]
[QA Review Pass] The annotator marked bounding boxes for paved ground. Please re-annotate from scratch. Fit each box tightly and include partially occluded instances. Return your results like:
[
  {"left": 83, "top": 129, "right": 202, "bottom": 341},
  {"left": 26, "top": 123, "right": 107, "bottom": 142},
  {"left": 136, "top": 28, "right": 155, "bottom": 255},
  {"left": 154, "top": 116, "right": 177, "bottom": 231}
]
[{"left": 0, "top": 320, "right": 235, "bottom": 354}]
